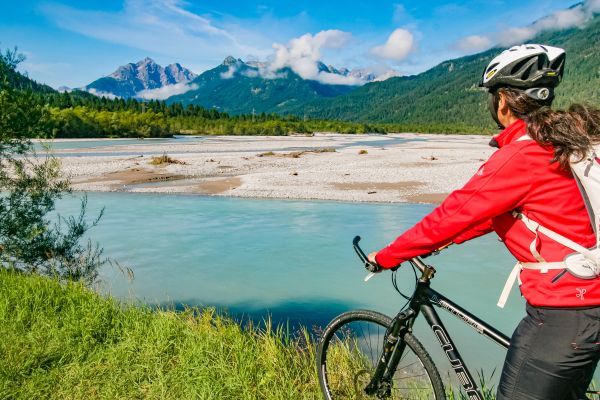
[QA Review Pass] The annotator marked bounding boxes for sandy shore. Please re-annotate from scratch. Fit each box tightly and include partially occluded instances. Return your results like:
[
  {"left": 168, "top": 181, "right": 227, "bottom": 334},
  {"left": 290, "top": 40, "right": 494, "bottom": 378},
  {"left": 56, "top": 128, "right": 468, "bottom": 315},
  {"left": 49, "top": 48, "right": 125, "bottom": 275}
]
[{"left": 52, "top": 133, "right": 494, "bottom": 204}]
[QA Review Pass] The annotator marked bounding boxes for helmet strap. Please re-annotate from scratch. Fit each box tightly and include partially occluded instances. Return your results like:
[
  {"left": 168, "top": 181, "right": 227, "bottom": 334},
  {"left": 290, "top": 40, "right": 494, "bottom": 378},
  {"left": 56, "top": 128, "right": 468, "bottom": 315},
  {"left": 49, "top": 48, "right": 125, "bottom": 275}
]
[{"left": 488, "top": 90, "right": 504, "bottom": 129}]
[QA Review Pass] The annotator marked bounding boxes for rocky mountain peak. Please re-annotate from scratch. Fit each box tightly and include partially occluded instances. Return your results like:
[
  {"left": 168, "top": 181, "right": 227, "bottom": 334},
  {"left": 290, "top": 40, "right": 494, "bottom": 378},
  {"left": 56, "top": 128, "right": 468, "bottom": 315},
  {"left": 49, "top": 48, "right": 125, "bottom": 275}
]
[
  {"left": 223, "top": 56, "right": 241, "bottom": 66},
  {"left": 88, "top": 58, "right": 197, "bottom": 98},
  {"left": 138, "top": 57, "right": 156, "bottom": 66}
]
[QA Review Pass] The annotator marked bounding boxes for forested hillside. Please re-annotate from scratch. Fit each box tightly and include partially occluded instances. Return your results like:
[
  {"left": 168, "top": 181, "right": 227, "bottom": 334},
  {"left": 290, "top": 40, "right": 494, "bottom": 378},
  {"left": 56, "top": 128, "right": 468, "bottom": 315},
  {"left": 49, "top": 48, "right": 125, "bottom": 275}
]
[
  {"left": 167, "top": 57, "right": 355, "bottom": 114},
  {"left": 280, "top": 13, "right": 600, "bottom": 132}
]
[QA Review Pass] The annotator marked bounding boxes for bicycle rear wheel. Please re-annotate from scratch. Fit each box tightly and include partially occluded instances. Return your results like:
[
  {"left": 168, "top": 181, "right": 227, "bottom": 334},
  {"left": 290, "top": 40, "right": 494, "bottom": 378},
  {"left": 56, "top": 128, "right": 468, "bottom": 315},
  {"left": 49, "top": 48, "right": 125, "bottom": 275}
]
[{"left": 317, "top": 310, "right": 445, "bottom": 399}]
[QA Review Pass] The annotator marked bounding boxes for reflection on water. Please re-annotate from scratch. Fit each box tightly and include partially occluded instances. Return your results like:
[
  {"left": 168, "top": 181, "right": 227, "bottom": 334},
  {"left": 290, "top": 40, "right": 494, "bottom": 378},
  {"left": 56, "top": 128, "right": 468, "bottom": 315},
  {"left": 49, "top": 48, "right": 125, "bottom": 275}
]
[
  {"left": 164, "top": 298, "right": 361, "bottom": 332},
  {"left": 52, "top": 192, "right": 541, "bottom": 386}
]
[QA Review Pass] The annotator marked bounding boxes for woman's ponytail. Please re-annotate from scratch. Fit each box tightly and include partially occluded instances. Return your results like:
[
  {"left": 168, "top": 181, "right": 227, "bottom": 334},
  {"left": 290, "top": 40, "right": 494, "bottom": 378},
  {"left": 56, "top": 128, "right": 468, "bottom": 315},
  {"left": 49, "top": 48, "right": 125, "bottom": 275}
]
[{"left": 499, "top": 87, "right": 600, "bottom": 169}]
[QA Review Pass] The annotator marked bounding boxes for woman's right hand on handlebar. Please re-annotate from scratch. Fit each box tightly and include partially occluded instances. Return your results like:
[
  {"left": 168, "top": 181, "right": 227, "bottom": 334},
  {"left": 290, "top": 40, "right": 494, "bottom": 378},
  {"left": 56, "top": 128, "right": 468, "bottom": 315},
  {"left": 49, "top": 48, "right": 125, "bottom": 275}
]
[{"left": 367, "top": 252, "right": 383, "bottom": 273}]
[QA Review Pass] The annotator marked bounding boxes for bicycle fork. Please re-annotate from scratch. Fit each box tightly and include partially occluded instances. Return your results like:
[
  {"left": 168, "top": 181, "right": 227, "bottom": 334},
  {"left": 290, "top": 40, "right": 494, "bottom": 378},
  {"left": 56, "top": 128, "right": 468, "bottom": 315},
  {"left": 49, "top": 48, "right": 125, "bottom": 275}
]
[{"left": 364, "top": 308, "right": 418, "bottom": 398}]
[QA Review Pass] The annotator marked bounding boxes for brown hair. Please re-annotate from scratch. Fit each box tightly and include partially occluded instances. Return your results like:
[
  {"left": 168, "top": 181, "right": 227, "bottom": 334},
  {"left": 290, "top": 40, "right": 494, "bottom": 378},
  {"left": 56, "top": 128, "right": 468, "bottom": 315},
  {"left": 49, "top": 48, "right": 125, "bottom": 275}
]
[{"left": 498, "top": 87, "right": 600, "bottom": 168}]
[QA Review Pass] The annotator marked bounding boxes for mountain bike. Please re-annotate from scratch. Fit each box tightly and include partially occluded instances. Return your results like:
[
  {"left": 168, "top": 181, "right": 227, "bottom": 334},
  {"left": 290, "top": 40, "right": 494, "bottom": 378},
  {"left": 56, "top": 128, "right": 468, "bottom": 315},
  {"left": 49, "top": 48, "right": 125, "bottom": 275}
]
[{"left": 316, "top": 236, "right": 600, "bottom": 399}]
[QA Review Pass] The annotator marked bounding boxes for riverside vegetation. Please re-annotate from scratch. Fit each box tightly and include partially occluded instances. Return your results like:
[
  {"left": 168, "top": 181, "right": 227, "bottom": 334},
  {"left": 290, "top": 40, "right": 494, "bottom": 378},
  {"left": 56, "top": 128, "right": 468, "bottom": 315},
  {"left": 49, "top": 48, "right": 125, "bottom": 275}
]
[{"left": 0, "top": 269, "right": 321, "bottom": 399}]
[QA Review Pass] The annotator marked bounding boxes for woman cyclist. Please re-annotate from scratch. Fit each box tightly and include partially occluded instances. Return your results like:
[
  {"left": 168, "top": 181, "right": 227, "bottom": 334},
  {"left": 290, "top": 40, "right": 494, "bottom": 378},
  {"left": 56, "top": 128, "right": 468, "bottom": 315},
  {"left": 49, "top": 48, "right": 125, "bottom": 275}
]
[{"left": 368, "top": 44, "right": 600, "bottom": 399}]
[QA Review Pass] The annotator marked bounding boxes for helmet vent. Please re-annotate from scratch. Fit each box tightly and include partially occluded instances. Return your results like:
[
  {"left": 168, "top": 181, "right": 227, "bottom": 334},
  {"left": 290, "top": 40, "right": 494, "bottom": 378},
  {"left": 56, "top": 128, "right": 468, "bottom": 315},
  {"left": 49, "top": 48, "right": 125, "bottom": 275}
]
[
  {"left": 551, "top": 54, "right": 566, "bottom": 71},
  {"left": 511, "top": 58, "right": 531, "bottom": 75},
  {"left": 486, "top": 62, "right": 499, "bottom": 74},
  {"left": 521, "top": 65, "right": 533, "bottom": 80}
]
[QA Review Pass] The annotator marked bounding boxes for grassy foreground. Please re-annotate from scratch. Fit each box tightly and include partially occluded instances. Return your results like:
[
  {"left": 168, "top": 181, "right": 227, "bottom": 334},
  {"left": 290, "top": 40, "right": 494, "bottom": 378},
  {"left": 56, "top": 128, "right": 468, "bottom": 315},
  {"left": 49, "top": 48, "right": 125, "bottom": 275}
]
[{"left": 0, "top": 270, "right": 321, "bottom": 399}]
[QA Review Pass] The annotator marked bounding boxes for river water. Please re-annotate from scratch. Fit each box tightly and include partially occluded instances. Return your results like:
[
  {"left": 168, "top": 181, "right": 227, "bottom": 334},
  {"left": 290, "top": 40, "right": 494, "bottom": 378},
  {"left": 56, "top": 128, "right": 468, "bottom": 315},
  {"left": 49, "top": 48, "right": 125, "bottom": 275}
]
[
  {"left": 32, "top": 134, "right": 427, "bottom": 157},
  {"left": 54, "top": 191, "right": 540, "bottom": 388}
]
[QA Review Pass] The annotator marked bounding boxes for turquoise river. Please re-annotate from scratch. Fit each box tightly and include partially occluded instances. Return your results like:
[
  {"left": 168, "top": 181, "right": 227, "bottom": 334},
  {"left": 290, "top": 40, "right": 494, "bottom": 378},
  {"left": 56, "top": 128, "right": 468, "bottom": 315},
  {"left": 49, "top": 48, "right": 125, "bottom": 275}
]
[{"left": 54, "top": 192, "right": 599, "bottom": 389}]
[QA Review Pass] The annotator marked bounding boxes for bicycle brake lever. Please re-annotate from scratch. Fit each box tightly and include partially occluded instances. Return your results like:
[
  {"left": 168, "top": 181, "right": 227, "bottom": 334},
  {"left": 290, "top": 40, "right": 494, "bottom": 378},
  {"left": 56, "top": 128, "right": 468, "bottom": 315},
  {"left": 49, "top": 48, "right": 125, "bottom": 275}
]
[{"left": 364, "top": 272, "right": 376, "bottom": 282}]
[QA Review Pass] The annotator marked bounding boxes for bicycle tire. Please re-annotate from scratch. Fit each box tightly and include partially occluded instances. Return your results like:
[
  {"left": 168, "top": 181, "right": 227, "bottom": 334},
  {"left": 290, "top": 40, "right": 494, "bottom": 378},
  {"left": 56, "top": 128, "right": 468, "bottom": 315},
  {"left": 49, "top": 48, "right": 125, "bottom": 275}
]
[{"left": 317, "top": 310, "right": 446, "bottom": 399}]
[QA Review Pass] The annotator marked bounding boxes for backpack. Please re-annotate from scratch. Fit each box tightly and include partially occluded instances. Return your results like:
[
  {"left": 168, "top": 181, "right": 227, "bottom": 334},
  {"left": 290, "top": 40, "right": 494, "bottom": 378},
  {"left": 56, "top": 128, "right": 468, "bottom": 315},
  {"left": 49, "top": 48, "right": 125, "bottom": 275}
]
[{"left": 514, "top": 138, "right": 600, "bottom": 280}]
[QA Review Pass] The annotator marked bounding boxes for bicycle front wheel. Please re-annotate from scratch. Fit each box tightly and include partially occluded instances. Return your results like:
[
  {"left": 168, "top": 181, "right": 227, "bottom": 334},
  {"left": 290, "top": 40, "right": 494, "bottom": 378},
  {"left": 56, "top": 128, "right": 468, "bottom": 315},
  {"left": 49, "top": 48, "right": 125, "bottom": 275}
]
[{"left": 317, "top": 310, "right": 445, "bottom": 400}]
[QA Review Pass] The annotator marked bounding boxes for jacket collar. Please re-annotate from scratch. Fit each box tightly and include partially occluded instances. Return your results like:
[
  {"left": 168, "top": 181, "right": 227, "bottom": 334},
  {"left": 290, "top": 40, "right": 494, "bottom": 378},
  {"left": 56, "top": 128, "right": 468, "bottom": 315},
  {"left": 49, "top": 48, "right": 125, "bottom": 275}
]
[{"left": 490, "top": 119, "right": 526, "bottom": 148}]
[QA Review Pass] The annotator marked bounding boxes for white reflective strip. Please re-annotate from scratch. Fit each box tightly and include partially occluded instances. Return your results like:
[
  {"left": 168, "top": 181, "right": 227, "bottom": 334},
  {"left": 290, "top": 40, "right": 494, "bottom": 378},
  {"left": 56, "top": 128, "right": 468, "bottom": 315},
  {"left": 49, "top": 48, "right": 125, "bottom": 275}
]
[{"left": 498, "top": 263, "right": 522, "bottom": 308}]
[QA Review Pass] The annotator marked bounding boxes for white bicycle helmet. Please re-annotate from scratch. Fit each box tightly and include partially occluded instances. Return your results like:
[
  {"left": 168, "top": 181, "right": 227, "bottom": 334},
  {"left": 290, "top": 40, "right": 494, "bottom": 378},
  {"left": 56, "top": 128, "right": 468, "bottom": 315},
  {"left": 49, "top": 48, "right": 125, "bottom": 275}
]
[
  {"left": 480, "top": 44, "right": 566, "bottom": 99},
  {"left": 481, "top": 44, "right": 566, "bottom": 128}
]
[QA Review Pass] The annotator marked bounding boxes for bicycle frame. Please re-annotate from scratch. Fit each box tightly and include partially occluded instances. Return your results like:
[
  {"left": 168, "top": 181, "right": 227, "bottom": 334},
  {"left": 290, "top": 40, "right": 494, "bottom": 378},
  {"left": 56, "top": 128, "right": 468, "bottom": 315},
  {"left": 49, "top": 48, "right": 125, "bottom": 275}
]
[
  {"left": 349, "top": 237, "right": 598, "bottom": 400},
  {"left": 366, "top": 261, "right": 510, "bottom": 400}
]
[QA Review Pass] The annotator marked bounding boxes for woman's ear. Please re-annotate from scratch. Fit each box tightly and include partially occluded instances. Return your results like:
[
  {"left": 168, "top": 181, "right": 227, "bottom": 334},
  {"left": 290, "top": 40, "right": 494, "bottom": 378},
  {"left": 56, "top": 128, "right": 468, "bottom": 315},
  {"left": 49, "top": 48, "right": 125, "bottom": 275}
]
[{"left": 498, "top": 91, "right": 507, "bottom": 113}]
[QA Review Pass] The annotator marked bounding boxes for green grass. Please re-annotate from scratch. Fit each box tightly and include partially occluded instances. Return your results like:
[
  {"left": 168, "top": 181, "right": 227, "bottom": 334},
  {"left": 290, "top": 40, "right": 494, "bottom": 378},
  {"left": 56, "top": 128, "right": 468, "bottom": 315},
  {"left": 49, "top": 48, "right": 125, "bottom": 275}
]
[
  {"left": 0, "top": 269, "right": 503, "bottom": 399},
  {"left": 0, "top": 269, "right": 321, "bottom": 399}
]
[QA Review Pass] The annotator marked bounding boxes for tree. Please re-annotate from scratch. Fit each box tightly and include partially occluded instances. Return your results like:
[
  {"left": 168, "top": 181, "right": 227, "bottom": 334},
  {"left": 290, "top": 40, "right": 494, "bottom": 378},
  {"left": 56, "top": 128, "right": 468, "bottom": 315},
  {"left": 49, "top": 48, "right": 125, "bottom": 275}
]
[{"left": 0, "top": 48, "right": 104, "bottom": 284}]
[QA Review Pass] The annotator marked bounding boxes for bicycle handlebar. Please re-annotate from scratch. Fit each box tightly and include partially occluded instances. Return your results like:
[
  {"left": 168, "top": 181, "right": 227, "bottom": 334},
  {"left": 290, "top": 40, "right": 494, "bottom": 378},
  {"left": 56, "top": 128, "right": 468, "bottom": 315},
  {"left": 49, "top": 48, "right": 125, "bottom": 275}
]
[
  {"left": 352, "top": 236, "right": 381, "bottom": 273},
  {"left": 352, "top": 236, "right": 434, "bottom": 274}
]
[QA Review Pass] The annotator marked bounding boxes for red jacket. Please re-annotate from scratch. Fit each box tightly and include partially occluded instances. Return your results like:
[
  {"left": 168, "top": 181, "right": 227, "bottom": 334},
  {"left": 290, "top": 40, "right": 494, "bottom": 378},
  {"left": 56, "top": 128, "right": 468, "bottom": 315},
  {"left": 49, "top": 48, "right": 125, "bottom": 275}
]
[{"left": 375, "top": 119, "right": 598, "bottom": 307}]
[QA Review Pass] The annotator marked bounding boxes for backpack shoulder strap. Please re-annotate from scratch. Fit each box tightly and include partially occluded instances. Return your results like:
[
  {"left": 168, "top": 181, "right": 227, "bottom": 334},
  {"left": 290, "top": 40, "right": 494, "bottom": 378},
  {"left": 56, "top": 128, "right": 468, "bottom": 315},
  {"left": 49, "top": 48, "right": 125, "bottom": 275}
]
[{"left": 513, "top": 211, "right": 596, "bottom": 261}]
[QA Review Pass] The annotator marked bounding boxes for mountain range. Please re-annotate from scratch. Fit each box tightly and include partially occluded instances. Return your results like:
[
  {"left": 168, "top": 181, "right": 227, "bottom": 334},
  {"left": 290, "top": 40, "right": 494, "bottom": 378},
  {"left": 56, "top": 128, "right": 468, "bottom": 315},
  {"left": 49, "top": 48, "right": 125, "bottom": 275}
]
[
  {"left": 76, "top": 56, "right": 400, "bottom": 107},
  {"left": 166, "top": 56, "right": 363, "bottom": 114},
  {"left": 83, "top": 58, "right": 197, "bottom": 98}
]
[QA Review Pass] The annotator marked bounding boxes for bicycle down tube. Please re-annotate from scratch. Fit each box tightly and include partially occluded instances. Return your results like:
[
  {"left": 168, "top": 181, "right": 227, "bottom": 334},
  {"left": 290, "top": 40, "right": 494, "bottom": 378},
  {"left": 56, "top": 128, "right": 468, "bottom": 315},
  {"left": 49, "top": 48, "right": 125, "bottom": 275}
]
[{"left": 418, "top": 285, "right": 510, "bottom": 400}]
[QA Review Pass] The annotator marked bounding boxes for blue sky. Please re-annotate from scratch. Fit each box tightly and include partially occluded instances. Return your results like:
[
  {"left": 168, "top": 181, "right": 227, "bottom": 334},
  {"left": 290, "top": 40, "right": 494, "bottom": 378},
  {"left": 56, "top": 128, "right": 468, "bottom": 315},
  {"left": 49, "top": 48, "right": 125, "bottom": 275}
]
[{"left": 0, "top": 0, "right": 589, "bottom": 88}]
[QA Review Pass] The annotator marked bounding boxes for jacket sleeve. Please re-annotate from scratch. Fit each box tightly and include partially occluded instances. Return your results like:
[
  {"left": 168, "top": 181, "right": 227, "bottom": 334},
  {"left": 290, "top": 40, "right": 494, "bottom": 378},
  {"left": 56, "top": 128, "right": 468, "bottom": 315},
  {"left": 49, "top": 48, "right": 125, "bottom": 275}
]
[
  {"left": 453, "top": 219, "right": 494, "bottom": 244},
  {"left": 375, "top": 148, "right": 532, "bottom": 269}
]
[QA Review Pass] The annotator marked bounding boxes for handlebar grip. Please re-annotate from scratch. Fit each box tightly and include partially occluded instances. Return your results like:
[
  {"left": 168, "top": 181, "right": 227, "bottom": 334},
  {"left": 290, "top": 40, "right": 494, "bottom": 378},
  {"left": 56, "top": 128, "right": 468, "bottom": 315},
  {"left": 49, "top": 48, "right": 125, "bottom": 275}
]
[{"left": 352, "top": 236, "right": 382, "bottom": 273}]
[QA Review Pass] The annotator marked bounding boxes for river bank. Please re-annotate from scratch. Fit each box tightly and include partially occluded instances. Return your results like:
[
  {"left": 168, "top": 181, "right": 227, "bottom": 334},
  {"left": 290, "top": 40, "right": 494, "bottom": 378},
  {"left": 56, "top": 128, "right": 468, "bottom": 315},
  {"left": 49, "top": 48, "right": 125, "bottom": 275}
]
[{"left": 51, "top": 133, "right": 493, "bottom": 204}]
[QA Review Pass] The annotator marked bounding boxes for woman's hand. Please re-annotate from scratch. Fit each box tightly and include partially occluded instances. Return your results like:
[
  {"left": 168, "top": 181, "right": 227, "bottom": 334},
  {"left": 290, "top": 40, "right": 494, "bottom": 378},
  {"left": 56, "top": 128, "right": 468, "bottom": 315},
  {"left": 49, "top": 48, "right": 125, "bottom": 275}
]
[{"left": 367, "top": 252, "right": 378, "bottom": 265}]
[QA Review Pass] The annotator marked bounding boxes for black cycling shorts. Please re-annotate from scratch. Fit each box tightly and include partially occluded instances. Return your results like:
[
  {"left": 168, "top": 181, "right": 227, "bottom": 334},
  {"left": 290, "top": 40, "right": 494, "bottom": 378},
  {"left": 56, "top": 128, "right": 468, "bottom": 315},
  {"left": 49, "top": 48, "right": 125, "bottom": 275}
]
[{"left": 497, "top": 303, "right": 600, "bottom": 400}]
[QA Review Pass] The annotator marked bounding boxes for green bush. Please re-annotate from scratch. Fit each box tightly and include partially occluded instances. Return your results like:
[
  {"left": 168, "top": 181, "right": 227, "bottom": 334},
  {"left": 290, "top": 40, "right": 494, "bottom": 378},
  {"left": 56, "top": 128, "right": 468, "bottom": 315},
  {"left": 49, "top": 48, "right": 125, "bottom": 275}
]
[{"left": 0, "top": 48, "right": 104, "bottom": 284}]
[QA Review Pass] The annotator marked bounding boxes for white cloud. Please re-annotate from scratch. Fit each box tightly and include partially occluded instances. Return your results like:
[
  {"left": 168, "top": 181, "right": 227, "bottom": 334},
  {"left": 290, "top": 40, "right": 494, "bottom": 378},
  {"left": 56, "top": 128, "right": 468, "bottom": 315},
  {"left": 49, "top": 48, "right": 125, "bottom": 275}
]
[
  {"left": 371, "top": 28, "right": 414, "bottom": 62},
  {"left": 40, "top": 0, "right": 268, "bottom": 62},
  {"left": 268, "top": 30, "right": 363, "bottom": 85},
  {"left": 241, "top": 69, "right": 260, "bottom": 78},
  {"left": 455, "top": 35, "right": 493, "bottom": 53},
  {"left": 220, "top": 65, "right": 238, "bottom": 79},
  {"left": 86, "top": 88, "right": 121, "bottom": 100},
  {"left": 136, "top": 82, "right": 198, "bottom": 100},
  {"left": 498, "top": 0, "right": 600, "bottom": 46},
  {"left": 452, "top": 0, "right": 600, "bottom": 55},
  {"left": 373, "top": 70, "right": 402, "bottom": 82}
]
